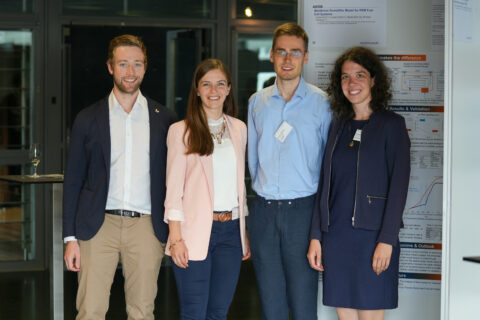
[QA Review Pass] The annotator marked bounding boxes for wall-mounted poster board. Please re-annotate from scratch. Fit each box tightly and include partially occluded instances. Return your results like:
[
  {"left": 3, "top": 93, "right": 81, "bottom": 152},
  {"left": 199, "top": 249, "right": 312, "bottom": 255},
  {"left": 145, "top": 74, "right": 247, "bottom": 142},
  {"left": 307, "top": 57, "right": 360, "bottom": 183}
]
[{"left": 300, "top": 0, "right": 443, "bottom": 318}]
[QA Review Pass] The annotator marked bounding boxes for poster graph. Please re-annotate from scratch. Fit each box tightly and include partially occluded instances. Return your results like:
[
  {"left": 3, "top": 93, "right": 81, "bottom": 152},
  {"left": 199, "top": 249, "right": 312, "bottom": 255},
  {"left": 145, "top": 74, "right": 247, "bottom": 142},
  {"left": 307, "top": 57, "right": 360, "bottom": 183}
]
[{"left": 393, "top": 106, "right": 443, "bottom": 293}]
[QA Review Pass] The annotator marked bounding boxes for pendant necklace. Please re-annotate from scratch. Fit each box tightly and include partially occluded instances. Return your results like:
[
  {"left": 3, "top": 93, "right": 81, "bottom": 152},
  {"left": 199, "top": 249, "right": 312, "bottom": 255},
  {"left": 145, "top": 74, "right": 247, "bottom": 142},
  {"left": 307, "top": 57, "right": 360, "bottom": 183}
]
[
  {"left": 349, "top": 122, "right": 355, "bottom": 147},
  {"left": 211, "top": 118, "right": 226, "bottom": 144}
]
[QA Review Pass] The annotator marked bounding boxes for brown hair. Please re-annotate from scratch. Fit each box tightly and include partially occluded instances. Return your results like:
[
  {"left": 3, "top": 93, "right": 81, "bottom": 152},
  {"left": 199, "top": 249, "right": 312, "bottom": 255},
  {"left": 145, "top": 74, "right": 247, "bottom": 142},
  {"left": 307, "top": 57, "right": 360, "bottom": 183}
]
[
  {"left": 184, "top": 59, "right": 237, "bottom": 156},
  {"left": 327, "top": 47, "right": 392, "bottom": 120},
  {"left": 272, "top": 22, "right": 309, "bottom": 52},
  {"left": 107, "top": 34, "right": 148, "bottom": 69}
]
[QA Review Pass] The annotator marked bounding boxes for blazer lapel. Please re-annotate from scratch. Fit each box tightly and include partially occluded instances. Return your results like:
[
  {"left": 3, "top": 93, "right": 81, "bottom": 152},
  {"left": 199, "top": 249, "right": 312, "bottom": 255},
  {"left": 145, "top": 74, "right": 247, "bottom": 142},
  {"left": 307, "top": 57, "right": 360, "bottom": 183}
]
[
  {"left": 148, "top": 102, "right": 160, "bottom": 162},
  {"left": 95, "top": 98, "right": 111, "bottom": 177},
  {"left": 200, "top": 155, "right": 214, "bottom": 206},
  {"left": 225, "top": 116, "right": 245, "bottom": 205},
  {"left": 226, "top": 116, "right": 241, "bottom": 166}
]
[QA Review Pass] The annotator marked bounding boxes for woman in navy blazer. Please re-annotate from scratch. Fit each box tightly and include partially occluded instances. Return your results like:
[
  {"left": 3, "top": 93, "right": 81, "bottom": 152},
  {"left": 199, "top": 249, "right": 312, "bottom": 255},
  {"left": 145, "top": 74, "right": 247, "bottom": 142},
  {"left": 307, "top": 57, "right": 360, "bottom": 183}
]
[{"left": 307, "top": 47, "right": 410, "bottom": 320}]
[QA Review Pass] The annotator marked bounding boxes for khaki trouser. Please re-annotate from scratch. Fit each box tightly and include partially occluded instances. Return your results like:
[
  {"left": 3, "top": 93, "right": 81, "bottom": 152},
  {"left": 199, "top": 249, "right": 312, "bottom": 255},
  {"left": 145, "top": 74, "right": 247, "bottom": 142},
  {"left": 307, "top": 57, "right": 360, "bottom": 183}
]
[{"left": 76, "top": 214, "right": 165, "bottom": 320}]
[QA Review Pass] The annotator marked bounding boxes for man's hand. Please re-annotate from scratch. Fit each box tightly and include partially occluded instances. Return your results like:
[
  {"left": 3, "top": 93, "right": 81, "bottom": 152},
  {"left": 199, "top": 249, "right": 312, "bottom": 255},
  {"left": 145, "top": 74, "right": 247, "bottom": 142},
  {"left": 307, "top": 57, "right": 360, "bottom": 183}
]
[
  {"left": 372, "top": 242, "right": 393, "bottom": 275},
  {"left": 307, "top": 239, "right": 324, "bottom": 271},
  {"left": 64, "top": 241, "right": 81, "bottom": 272}
]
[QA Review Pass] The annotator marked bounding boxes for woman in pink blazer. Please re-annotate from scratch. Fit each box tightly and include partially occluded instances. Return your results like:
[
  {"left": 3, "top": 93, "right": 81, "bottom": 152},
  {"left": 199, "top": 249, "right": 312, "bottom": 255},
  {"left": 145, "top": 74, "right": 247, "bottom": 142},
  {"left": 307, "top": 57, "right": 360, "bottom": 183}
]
[{"left": 164, "top": 59, "right": 250, "bottom": 319}]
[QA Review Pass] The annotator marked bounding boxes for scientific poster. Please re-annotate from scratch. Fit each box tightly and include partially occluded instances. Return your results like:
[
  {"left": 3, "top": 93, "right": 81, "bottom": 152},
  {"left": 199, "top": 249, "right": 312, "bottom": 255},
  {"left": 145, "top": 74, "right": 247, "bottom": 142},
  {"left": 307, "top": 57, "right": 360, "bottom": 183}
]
[
  {"left": 453, "top": 0, "right": 473, "bottom": 42},
  {"left": 303, "top": 0, "right": 444, "bottom": 297},
  {"left": 392, "top": 106, "right": 444, "bottom": 293},
  {"left": 303, "top": 0, "right": 387, "bottom": 47}
]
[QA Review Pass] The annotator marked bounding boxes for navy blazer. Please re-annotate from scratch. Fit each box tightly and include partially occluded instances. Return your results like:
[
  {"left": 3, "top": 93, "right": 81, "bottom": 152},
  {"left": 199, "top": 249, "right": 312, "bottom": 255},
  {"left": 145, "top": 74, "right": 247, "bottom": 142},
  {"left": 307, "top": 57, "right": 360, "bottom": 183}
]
[
  {"left": 62, "top": 95, "right": 177, "bottom": 242},
  {"left": 310, "top": 110, "right": 411, "bottom": 246}
]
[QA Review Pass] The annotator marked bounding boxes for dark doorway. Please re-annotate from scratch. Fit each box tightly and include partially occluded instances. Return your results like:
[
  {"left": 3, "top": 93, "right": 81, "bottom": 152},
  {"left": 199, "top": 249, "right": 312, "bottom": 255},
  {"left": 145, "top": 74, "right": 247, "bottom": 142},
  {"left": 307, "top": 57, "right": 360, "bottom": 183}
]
[{"left": 64, "top": 25, "right": 211, "bottom": 129}]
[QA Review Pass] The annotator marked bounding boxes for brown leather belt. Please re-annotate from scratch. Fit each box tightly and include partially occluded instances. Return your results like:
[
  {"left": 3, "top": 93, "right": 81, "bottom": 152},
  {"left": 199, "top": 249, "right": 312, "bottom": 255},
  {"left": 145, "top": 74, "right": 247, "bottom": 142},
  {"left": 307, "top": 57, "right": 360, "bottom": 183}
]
[
  {"left": 106, "top": 209, "right": 143, "bottom": 218},
  {"left": 213, "top": 211, "right": 232, "bottom": 222}
]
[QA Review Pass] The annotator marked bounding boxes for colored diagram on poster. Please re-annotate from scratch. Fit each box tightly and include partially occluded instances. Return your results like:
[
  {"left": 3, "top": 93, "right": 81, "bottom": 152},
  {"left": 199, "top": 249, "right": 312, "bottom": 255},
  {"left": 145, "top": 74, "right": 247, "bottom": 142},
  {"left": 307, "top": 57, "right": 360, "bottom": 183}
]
[
  {"left": 395, "top": 107, "right": 444, "bottom": 146},
  {"left": 393, "top": 107, "right": 443, "bottom": 293},
  {"left": 396, "top": 107, "right": 443, "bottom": 244},
  {"left": 402, "top": 170, "right": 442, "bottom": 242},
  {"left": 407, "top": 174, "right": 442, "bottom": 214},
  {"left": 381, "top": 53, "right": 444, "bottom": 106}
]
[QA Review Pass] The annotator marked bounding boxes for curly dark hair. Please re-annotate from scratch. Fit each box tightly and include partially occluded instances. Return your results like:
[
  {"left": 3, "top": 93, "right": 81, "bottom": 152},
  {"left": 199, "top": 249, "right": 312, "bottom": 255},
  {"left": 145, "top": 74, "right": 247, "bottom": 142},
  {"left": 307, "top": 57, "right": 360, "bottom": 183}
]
[{"left": 327, "top": 47, "right": 392, "bottom": 120}]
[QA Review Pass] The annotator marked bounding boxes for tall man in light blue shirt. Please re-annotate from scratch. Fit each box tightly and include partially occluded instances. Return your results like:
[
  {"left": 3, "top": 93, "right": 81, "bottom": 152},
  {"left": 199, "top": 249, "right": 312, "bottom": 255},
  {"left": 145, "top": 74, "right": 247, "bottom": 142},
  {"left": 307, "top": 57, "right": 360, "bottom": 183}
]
[{"left": 248, "top": 23, "right": 331, "bottom": 320}]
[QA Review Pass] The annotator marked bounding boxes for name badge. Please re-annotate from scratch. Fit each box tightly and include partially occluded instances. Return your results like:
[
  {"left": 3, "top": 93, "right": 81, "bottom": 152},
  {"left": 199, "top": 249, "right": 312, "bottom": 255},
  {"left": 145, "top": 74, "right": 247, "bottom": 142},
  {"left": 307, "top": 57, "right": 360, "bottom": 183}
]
[
  {"left": 353, "top": 129, "right": 362, "bottom": 142},
  {"left": 274, "top": 121, "right": 293, "bottom": 143}
]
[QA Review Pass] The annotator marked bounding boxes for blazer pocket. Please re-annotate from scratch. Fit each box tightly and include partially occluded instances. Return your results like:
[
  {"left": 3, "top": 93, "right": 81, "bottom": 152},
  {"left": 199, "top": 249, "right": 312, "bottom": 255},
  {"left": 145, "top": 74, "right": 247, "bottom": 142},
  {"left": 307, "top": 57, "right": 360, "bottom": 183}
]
[
  {"left": 366, "top": 194, "right": 387, "bottom": 204},
  {"left": 365, "top": 194, "right": 388, "bottom": 228}
]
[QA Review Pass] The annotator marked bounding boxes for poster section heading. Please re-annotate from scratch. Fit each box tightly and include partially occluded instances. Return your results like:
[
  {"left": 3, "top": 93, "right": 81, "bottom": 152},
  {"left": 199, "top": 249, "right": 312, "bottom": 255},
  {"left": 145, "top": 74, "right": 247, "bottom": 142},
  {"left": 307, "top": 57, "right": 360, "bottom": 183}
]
[{"left": 304, "top": 0, "right": 386, "bottom": 47}]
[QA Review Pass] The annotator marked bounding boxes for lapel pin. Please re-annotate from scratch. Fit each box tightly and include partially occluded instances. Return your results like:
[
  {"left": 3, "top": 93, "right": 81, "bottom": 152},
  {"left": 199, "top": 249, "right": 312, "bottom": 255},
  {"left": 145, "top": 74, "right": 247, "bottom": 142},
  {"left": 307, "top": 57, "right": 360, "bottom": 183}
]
[{"left": 155, "top": 108, "right": 159, "bottom": 113}]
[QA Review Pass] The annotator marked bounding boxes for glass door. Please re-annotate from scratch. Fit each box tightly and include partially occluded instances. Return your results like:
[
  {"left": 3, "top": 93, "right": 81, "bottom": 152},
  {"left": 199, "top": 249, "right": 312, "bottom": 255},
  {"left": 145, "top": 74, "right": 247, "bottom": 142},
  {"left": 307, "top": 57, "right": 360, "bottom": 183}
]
[
  {"left": 235, "top": 32, "right": 275, "bottom": 122},
  {"left": 166, "top": 29, "right": 205, "bottom": 120},
  {"left": 0, "top": 30, "right": 36, "bottom": 263}
]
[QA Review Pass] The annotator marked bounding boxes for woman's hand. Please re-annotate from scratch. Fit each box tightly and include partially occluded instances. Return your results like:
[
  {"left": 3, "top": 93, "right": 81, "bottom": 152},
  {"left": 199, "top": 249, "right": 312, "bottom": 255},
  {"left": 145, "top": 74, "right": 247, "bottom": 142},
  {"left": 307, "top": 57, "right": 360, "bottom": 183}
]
[
  {"left": 372, "top": 242, "right": 393, "bottom": 275},
  {"left": 307, "top": 239, "right": 324, "bottom": 271},
  {"left": 170, "top": 239, "right": 189, "bottom": 268},
  {"left": 242, "top": 233, "right": 251, "bottom": 261},
  {"left": 168, "top": 221, "right": 189, "bottom": 268}
]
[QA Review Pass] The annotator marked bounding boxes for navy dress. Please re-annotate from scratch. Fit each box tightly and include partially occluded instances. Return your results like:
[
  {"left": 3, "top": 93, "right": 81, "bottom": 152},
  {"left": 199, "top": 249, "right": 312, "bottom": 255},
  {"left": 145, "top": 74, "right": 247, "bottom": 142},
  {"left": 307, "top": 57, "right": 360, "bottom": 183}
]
[{"left": 322, "top": 119, "right": 400, "bottom": 310}]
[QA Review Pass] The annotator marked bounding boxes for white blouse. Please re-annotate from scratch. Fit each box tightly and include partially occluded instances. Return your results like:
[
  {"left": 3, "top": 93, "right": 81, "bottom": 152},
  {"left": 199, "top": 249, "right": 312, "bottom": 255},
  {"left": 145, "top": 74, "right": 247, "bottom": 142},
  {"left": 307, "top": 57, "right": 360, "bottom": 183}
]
[{"left": 209, "top": 117, "right": 239, "bottom": 219}]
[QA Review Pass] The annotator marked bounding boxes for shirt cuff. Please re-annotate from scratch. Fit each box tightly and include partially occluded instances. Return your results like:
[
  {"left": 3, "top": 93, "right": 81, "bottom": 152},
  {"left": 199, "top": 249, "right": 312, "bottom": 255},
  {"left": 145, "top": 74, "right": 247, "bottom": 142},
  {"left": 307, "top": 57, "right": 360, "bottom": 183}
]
[
  {"left": 63, "top": 236, "right": 77, "bottom": 243},
  {"left": 309, "top": 230, "right": 322, "bottom": 241},
  {"left": 164, "top": 209, "right": 184, "bottom": 223}
]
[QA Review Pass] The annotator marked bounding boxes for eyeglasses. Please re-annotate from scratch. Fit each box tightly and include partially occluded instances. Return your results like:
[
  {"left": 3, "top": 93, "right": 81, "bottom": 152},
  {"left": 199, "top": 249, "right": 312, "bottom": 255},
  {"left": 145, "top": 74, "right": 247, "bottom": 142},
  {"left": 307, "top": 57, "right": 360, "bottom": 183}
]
[{"left": 273, "top": 49, "right": 305, "bottom": 58}]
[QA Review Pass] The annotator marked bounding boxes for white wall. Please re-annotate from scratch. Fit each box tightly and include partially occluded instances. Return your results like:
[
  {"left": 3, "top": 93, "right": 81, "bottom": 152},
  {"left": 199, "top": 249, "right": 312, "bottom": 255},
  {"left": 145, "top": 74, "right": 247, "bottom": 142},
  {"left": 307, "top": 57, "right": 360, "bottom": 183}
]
[{"left": 442, "top": 1, "right": 480, "bottom": 319}]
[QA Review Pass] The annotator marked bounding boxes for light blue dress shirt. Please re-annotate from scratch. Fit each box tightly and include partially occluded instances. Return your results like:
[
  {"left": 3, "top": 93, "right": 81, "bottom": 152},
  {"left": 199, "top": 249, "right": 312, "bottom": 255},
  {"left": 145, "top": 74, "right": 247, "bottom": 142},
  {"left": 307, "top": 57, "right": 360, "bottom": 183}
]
[{"left": 248, "top": 77, "right": 332, "bottom": 200}]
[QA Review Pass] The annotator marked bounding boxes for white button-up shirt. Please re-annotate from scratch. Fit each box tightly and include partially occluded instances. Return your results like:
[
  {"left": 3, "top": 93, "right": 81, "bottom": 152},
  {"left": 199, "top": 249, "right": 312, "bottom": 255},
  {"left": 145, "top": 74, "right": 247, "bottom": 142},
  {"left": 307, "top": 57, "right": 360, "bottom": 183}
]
[{"left": 105, "top": 91, "right": 151, "bottom": 214}]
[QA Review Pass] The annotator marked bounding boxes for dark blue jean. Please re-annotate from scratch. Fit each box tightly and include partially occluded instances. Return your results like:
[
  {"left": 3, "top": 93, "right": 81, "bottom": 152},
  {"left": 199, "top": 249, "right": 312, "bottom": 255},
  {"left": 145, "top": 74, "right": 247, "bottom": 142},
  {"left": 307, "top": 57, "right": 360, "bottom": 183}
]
[
  {"left": 172, "top": 219, "right": 243, "bottom": 320},
  {"left": 249, "top": 195, "right": 318, "bottom": 320}
]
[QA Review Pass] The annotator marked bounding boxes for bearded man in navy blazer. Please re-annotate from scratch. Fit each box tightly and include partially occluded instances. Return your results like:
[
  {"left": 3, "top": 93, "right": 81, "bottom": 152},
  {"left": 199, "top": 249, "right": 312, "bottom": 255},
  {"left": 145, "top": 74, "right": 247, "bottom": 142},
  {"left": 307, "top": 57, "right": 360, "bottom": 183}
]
[{"left": 63, "top": 34, "right": 176, "bottom": 320}]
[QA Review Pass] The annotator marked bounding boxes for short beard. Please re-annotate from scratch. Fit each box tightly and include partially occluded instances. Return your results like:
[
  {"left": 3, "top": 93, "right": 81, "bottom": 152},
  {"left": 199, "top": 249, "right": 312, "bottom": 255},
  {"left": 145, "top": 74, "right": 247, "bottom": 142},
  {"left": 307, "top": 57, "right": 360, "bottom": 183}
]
[{"left": 113, "top": 77, "right": 142, "bottom": 94}]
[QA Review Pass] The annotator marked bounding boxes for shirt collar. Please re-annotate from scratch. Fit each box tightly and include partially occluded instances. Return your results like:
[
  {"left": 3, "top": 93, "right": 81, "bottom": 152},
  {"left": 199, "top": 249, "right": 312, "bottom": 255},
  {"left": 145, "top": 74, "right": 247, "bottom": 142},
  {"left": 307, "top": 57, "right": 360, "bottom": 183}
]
[
  {"left": 108, "top": 90, "right": 148, "bottom": 116},
  {"left": 272, "top": 76, "right": 308, "bottom": 100}
]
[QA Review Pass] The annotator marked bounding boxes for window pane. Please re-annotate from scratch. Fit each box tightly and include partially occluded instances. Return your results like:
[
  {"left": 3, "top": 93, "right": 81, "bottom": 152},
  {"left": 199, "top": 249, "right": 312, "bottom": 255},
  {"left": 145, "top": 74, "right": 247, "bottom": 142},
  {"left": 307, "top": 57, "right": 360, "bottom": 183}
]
[
  {"left": 0, "top": 30, "right": 33, "bottom": 150},
  {"left": 236, "top": 0, "right": 297, "bottom": 20},
  {"left": 237, "top": 33, "right": 274, "bottom": 122},
  {"left": 0, "top": 0, "right": 33, "bottom": 13},
  {"left": 0, "top": 165, "right": 34, "bottom": 262},
  {"left": 63, "top": 0, "right": 214, "bottom": 19}
]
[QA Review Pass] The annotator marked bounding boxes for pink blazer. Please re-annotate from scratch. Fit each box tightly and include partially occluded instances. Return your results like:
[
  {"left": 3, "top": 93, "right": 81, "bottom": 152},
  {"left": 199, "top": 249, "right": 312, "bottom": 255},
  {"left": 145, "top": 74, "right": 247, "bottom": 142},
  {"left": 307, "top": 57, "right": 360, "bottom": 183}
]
[{"left": 164, "top": 115, "right": 248, "bottom": 261}]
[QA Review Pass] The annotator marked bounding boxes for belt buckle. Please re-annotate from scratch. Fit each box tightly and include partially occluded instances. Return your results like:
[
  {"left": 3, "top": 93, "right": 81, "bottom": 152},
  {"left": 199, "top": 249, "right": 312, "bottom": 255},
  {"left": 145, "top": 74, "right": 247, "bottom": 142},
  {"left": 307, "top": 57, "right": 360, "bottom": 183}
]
[
  {"left": 214, "top": 212, "right": 232, "bottom": 223},
  {"left": 121, "top": 210, "right": 135, "bottom": 218}
]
